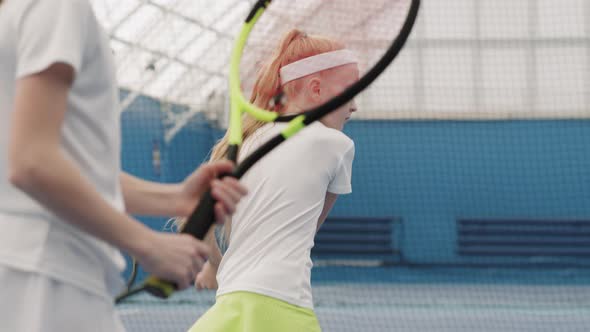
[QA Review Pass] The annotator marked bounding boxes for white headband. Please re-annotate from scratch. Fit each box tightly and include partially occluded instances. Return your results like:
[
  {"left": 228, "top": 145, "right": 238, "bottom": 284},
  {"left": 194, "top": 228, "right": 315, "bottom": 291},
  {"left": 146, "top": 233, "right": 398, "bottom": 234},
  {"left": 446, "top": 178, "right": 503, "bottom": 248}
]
[{"left": 279, "top": 49, "right": 358, "bottom": 86}]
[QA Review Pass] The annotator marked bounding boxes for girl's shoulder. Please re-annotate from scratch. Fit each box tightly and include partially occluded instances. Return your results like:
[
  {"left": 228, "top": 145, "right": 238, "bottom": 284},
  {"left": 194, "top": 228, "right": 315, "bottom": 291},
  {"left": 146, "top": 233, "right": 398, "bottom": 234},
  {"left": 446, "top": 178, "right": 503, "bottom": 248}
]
[
  {"left": 286, "top": 123, "right": 355, "bottom": 162},
  {"left": 306, "top": 122, "right": 354, "bottom": 148}
]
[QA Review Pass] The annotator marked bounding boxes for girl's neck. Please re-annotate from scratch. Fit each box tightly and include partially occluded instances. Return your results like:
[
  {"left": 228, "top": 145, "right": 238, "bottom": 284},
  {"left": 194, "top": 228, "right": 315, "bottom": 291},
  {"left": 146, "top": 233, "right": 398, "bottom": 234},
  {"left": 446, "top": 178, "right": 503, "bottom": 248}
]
[{"left": 282, "top": 103, "right": 305, "bottom": 116}]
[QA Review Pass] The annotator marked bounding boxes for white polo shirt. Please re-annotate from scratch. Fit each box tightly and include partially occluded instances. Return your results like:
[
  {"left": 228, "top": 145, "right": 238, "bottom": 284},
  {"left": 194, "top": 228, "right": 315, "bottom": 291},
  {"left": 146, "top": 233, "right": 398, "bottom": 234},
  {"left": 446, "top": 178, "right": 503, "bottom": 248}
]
[
  {"left": 0, "top": 0, "right": 126, "bottom": 299},
  {"left": 216, "top": 122, "right": 355, "bottom": 309}
]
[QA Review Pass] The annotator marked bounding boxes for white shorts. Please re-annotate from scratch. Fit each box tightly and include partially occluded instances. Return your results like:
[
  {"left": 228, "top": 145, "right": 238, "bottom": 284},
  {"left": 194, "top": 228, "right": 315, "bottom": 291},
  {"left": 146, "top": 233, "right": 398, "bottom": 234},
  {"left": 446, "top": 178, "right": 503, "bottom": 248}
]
[{"left": 0, "top": 265, "right": 126, "bottom": 332}]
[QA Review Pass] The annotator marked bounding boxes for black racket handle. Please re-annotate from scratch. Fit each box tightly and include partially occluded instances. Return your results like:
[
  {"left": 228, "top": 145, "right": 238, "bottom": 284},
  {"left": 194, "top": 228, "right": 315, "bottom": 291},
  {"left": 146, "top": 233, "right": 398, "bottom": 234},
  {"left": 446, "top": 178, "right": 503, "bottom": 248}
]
[
  {"left": 183, "top": 147, "right": 238, "bottom": 239},
  {"left": 143, "top": 147, "right": 239, "bottom": 299},
  {"left": 142, "top": 191, "right": 216, "bottom": 299},
  {"left": 182, "top": 189, "right": 217, "bottom": 239}
]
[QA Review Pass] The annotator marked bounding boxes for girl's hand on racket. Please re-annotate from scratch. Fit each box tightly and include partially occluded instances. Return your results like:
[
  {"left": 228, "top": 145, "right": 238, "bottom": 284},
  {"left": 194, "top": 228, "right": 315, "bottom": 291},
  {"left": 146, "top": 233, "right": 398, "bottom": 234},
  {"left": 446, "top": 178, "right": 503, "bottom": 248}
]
[
  {"left": 134, "top": 231, "right": 211, "bottom": 290},
  {"left": 194, "top": 261, "right": 219, "bottom": 290},
  {"left": 175, "top": 160, "right": 247, "bottom": 223}
]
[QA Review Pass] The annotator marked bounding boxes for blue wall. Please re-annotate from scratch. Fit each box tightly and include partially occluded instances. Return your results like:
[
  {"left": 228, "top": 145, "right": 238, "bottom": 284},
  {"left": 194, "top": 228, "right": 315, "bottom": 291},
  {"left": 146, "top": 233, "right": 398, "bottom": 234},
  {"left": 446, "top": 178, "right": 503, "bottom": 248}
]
[
  {"left": 120, "top": 95, "right": 590, "bottom": 265},
  {"left": 335, "top": 120, "right": 590, "bottom": 264},
  {"left": 165, "top": 112, "right": 220, "bottom": 183}
]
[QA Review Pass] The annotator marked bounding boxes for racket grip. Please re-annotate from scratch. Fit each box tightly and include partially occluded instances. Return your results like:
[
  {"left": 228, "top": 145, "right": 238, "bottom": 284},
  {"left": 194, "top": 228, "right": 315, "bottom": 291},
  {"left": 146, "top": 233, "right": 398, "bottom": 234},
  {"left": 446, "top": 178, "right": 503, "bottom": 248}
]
[
  {"left": 182, "top": 189, "right": 217, "bottom": 239},
  {"left": 144, "top": 275, "right": 177, "bottom": 299},
  {"left": 141, "top": 191, "right": 217, "bottom": 299}
]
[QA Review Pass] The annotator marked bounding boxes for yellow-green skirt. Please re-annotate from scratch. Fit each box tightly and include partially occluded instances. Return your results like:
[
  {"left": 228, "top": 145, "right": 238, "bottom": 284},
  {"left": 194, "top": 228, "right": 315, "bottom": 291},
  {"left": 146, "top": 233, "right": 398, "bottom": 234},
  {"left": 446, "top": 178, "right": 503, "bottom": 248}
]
[{"left": 188, "top": 291, "right": 321, "bottom": 332}]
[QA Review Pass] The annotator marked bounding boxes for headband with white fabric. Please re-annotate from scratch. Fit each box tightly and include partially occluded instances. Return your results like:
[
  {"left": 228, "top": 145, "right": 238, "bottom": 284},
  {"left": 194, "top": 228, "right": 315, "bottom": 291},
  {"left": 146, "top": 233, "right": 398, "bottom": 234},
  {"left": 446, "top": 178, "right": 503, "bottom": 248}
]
[{"left": 279, "top": 49, "right": 358, "bottom": 86}]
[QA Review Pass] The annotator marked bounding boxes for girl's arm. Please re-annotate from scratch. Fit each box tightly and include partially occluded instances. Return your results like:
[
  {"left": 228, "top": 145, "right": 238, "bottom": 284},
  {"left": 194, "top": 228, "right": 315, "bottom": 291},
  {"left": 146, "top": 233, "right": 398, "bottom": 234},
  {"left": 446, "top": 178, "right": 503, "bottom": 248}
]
[
  {"left": 194, "top": 226, "right": 225, "bottom": 290},
  {"left": 120, "top": 172, "right": 183, "bottom": 217},
  {"left": 316, "top": 192, "right": 339, "bottom": 232},
  {"left": 120, "top": 170, "right": 245, "bottom": 219}
]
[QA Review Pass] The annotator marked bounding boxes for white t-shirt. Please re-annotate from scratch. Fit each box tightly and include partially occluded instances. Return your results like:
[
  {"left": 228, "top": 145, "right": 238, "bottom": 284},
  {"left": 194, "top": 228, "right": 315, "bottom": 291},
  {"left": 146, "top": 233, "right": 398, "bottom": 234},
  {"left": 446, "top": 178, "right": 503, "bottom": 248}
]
[
  {"left": 0, "top": 0, "right": 126, "bottom": 299},
  {"left": 216, "top": 122, "right": 355, "bottom": 309}
]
